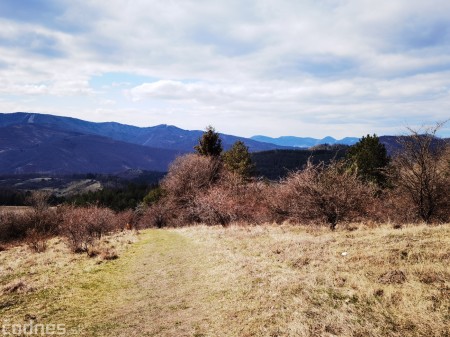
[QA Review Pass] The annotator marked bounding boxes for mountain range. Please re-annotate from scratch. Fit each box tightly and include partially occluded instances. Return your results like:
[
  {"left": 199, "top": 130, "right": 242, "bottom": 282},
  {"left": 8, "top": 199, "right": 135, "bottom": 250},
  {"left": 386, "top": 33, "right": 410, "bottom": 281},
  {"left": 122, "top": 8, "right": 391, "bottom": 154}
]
[
  {"left": 1, "top": 112, "right": 411, "bottom": 175},
  {"left": 0, "top": 112, "right": 292, "bottom": 174},
  {"left": 0, "top": 112, "right": 287, "bottom": 153},
  {"left": 251, "top": 135, "right": 359, "bottom": 148}
]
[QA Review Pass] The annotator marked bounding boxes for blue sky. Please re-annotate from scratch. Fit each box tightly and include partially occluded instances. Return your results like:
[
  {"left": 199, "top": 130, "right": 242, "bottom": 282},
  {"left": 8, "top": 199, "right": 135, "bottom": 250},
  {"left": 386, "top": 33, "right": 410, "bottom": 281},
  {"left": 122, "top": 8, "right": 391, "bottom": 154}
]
[{"left": 0, "top": 0, "right": 449, "bottom": 138}]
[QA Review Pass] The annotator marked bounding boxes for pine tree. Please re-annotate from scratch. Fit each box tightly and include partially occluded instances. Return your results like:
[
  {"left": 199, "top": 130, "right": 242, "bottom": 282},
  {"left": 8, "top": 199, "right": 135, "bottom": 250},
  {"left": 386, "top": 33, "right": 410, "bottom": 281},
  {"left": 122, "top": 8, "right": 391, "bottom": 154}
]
[
  {"left": 223, "top": 141, "right": 255, "bottom": 179},
  {"left": 346, "top": 134, "right": 390, "bottom": 187},
  {"left": 194, "top": 126, "right": 223, "bottom": 157}
]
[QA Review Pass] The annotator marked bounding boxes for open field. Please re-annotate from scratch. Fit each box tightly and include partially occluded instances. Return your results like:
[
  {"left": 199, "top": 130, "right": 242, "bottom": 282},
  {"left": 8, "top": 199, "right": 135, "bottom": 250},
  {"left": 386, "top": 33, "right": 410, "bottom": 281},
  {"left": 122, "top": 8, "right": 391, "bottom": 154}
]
[{"left": 0, "top": 224, "right": 449, "bottom": 336}]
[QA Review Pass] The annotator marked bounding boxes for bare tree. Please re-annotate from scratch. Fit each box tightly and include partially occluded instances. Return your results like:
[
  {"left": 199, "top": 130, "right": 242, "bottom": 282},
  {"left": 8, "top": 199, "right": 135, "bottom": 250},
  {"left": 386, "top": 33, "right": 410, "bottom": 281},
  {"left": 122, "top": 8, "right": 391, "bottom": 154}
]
[{"left": 391, "top": 122, "right": 449, "bottom": 223}]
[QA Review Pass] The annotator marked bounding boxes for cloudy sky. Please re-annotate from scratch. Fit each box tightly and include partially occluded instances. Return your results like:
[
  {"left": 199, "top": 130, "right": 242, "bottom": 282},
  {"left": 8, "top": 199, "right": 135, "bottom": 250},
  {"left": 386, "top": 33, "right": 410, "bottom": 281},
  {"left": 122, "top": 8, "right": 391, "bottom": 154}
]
[{"left": 1, "top": 0, "right": 449, "bottom": 138}]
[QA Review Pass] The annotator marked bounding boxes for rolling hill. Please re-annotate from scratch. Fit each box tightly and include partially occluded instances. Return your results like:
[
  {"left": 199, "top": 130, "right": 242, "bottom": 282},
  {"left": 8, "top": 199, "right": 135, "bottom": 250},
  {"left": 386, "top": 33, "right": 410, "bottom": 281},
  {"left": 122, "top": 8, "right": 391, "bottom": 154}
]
[{"left": 0, "top": 124, "right": 179, "bottom": 174}]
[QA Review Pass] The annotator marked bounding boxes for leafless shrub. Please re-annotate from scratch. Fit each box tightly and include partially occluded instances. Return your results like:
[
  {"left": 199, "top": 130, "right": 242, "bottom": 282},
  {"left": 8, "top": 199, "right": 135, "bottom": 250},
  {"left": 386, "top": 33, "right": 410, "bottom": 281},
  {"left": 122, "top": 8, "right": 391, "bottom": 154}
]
[
  {"left": 26, "top": 191, "right": 50, "bottom": 214},
  {"left": 0, "top": 211, "right": 30, "bottom": 243},
  {"left": 194, "top": 172, "right": 271, "bottom": 226},
  {"left": 389, "top": 123, "right": 449, "bottom": 223},
  {"left": 139, "top": 202, "right": 172, "bottom": 228},
  {"left": 155, "top": 154, "right": 222, "bottom": 226},
  {"left": 380, "top": 190, "right": 419, "bottom": 224},
  {"left": 194, "top": 185, "right": 233, "bottom": 226},
  {"left": 161, "top": 153, "right": 221, "bottom": 205},
  {"left": 145, "top": 154, "right": 272, "bottom": 227},
  {"left": 116, "top": 209, "right": 136, "bottom": 230},
  {"left": 59, "top": 206, "right": 117, "bottom": 253},
  {"left": 25, "top": 228, "right": 49, "bottom": 253},
  {"left": 25, "top": 191, "right": 60, "bottom": 246},
  {"left": 273, "top": 161, "right": 375, "bottom": 229},
  {"left": 0, "top": 206, "right": 59, "bottom": 246},
  {"left": 266, "top": 182, "right": 294, "bottom": 224}
]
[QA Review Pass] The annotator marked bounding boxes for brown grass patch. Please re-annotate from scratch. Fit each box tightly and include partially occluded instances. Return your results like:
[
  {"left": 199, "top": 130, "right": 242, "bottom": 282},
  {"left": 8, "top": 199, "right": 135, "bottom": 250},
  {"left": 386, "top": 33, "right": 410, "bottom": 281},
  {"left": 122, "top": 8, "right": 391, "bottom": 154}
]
[
  {"left": 0, "top": 223, "right": 448, "bottom": 337},
  {"left": 3, "top": 280, "right": 29, "bottom": 294},
  {"left": 378, "top": 270, "right": 407, "bottom": 284}
]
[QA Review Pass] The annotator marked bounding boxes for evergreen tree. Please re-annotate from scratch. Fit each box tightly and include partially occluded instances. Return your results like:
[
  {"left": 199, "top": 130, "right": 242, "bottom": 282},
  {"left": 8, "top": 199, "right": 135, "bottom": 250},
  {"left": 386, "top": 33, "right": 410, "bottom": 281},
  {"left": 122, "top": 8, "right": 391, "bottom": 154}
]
[
  {"left": 194, "top": 126, "right": 223, "bottom": 157},
  {"left": 223, "top": 141, "right": 255, "bottom": 179},
  {"left": 346, "top": 134, "right": 390, "bottom": 187}
]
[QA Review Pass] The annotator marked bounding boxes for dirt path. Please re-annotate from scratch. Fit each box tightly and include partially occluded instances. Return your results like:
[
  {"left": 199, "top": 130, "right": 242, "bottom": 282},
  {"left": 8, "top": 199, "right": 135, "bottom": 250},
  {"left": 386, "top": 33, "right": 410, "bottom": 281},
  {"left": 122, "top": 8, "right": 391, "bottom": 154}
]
[{"left": 79, "top": 229, "right": 235, "bottom": 337}]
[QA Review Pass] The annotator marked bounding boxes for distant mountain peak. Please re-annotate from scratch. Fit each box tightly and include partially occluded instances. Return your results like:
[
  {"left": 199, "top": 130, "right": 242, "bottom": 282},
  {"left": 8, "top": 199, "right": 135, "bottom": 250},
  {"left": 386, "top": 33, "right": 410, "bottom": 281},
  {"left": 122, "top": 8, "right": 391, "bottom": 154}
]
[
  {"left": 321, "top": 136, "right": 336, "bottom": 143},
  {"left": 250, "top": 135, "right": 359, "bottom": 148}
]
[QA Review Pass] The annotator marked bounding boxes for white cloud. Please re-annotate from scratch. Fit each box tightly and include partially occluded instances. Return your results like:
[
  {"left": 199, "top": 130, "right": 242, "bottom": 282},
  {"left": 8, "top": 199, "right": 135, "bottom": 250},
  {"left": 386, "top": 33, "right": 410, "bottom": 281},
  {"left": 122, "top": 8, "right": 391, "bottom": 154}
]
[{"left": 0, "top": 0, "right": 450, "bottom": 137}]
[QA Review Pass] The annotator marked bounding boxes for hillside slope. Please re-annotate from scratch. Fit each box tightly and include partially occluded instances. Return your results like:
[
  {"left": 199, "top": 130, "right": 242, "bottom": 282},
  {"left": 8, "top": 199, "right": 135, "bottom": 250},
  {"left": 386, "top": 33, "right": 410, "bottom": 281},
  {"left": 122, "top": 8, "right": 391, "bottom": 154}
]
[
  {"left": 251, "top": 147, "right": 348, "bottom": 179},
  {"left": 0, "top": 124, "right": 179, "bottom": 174}
]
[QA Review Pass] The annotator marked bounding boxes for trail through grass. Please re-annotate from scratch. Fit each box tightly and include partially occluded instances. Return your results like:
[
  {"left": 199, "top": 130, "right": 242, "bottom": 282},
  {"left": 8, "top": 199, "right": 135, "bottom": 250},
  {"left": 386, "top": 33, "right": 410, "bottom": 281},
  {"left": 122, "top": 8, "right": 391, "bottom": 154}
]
[{"left": 86, "top": 229, "right": 229, "bottom": 336}]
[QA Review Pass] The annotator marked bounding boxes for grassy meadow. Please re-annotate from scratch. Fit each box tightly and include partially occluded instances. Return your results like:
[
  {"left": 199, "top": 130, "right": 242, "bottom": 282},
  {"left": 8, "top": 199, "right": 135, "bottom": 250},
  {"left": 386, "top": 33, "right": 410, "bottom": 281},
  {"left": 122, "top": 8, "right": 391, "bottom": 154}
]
[{"left": 0, "top": 223, "right": 449, "bottom": 336}]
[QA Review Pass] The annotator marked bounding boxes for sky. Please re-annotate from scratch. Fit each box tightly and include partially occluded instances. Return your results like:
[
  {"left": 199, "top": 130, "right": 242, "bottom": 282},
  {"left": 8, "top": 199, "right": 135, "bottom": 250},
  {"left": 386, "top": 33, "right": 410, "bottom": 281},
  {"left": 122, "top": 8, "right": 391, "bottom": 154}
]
[{"left": 0, "top": 0, "right": 450, "bottom": 138}]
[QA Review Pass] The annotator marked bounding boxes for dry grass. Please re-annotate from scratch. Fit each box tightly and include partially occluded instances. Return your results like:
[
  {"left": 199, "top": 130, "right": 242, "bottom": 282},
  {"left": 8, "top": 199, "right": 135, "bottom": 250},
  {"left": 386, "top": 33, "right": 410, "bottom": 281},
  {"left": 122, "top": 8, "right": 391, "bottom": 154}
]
[
  {"left": 0, "top": 223, "right": 448, "bottom": 336},
  {"left": 0, "top": 229, "right": 139, "bottom": 333},
  {"left": 177, "top": 223, "right": 450, "bottom": 336}
]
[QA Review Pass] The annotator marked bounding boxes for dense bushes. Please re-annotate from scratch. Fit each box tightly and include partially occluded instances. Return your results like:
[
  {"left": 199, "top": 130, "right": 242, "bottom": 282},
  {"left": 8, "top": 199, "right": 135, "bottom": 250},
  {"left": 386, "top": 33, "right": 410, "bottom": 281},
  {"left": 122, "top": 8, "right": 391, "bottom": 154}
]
[
  {"left": 193, "top": 173, "right": 271, "bottom": 226},
  {"left": 0, "top": 192, "right": 60, "bottom": 250},
  {"left": 0, "top": 203, "right": 132, "bottom": 253},
  {"left": 139, "top": 126, "right": 449, "bottom": 229},
  {"left": 148, "top": 154, "right": 222, "bottom": 226},
  {"left": 0, "top": 211, "right": 34, "bottom": 243},
  {"left": 140, "top": 154, "right": 268, "bottom": 227},
  {"left": 140, "top": 155, "right": 377, "bottom": 228},
  {"left": 0, "top": 208, "right": 60, "bottom": 251},
  {"left": 272, "top": 161, "right": 376, "bottom": 229}
]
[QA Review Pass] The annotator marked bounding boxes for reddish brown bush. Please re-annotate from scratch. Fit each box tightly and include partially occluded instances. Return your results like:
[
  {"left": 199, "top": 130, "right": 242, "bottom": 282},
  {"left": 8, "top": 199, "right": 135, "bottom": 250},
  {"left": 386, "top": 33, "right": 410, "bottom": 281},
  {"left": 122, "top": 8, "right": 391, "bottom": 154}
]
[
  {"left": 154, "top": 154, "right": 222, "bottom": 226},
  {"left": 0, "top": 206, "right": 59, "bottom": 248},
  {"left": 59, "top": 206, "right": 117, "bottom": 253},
  {"left": 162, "top": 154, "right": 221, "bottom": 203},
  {"left": 150, "top": 152, "right": 384, "bottom": 229},
  {"left": 0, "top": 211, "right": 31, "bottom": 243},
  {"left": 194, "top": 173, "right": 271, "bottom": 226},
  {"left": 116, "top": 209, "right": 137, "bottom": 230},
  {"left": 140, "top": 154, "right": 270, "bottom": 227},
  {"left": 271, "top": 161, "right": 375, "bottom": 229},
  {"left": 139, "top": 202, "right": 172, "bottom": 228}
]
